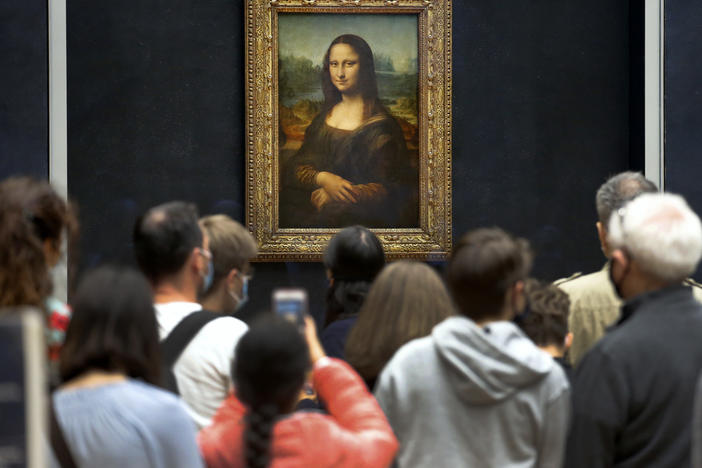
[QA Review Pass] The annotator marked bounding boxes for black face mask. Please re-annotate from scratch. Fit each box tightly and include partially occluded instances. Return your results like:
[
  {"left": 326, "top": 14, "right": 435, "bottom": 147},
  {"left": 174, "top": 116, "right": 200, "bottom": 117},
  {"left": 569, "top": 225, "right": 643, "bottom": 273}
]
[
  {"left": 608, "top": 257, "right": 629, "bottom": 300},
  {"left": 512, "top": 301, "right": 531, "bottom": 325}
]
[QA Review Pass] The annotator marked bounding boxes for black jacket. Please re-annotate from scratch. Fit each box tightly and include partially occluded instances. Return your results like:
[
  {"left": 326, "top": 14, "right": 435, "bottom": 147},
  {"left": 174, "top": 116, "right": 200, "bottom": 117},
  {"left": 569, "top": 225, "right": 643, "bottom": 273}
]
[{"left": 566, "top": 285, "right": 702, "bottom": 468}]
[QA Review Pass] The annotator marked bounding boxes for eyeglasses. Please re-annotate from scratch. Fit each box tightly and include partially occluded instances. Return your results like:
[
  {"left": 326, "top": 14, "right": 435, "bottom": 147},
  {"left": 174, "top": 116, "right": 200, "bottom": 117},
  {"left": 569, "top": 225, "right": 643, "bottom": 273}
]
[
  {"left": 616, "top": 207, "right": 626, "bottom": 224},
  {"left": 614, "top": 207, "right": 628, "bottom": 238},
  {"left": 238, "top": 269, "right": 253, "bottom": 282},
  {"left": 239, "top": 264, "right": 254, "bottom": 280},
  {"left": 198, "top": 247, "right": 212, "bottom": 260}
]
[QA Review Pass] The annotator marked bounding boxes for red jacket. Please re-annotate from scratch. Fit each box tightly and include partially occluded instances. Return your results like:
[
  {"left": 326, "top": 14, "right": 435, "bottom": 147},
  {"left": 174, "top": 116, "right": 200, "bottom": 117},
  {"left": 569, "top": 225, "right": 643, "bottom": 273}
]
[{"left": 198, "top": 357, "right": 398, "bottom": 468}]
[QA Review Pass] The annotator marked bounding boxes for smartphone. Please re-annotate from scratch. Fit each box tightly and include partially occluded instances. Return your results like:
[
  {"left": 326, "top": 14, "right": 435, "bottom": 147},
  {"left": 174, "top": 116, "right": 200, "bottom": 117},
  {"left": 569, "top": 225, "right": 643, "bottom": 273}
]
[{"left": 272, "top": 288, "right": 308, "bottom": 329}]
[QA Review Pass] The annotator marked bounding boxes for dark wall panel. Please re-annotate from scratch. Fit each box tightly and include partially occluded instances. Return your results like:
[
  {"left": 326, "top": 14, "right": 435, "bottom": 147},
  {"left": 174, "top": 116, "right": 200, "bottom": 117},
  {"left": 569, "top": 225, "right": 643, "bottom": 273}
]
[
  {"left": 67, "top": 0, "right": 245, "bottom": 266},
  {"left": 68, "top": 1, "right": 636, "bottom": 322},
  {"left": 664, "top": 0, "right": 702, "bottom": 278},
  {"left": 453, "top": 1, "right": 631, "bottom": 278},
  {"left": 665, "top": 1, "right": 702, "bottom": 209},
  {"left": 0, "top": 0, "right": 48, "bottom": 179}
]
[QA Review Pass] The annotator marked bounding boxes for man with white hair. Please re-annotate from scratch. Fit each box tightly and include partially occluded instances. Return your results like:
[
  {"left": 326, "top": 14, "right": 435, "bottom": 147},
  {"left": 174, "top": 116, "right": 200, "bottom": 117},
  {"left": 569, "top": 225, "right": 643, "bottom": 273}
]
[
  {"left": 556, "top": 172, "right": 702, "bottom": 365},
  {"left": 566, "top": 193, "right": 702, "bottom": 468}
]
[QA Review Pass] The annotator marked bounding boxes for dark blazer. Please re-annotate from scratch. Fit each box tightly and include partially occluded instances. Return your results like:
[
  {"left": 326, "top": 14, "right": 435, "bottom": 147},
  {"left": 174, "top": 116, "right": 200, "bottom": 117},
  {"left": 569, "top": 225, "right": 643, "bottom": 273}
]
[{"left": 566, "top": 285, "right": 702, "bottom": 468}]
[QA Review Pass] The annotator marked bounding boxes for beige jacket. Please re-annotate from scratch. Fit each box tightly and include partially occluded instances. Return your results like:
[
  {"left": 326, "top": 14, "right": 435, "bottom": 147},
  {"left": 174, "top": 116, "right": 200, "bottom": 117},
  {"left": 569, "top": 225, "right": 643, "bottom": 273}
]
[{"left": 555, "top": 264, "right": 702, "bottom": 365}]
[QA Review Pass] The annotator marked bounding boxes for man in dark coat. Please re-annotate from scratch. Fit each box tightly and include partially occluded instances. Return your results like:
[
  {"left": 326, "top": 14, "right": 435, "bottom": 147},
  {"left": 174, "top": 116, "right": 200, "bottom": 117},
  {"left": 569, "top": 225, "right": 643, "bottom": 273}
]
[{"left": 566, "top": 192, "right": 702, "bottom": 468}]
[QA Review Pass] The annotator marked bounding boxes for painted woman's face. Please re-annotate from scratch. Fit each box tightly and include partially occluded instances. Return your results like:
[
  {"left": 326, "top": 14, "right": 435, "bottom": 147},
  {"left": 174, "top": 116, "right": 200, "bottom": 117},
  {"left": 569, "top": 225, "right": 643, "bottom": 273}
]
[{"left": 328, "top": 43, "right": 360, "bottom": 95}]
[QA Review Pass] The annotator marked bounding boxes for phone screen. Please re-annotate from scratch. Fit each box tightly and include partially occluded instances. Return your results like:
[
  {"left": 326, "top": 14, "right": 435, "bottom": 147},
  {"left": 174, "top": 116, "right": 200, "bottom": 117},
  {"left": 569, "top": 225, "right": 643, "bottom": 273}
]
[{"left": 272, "top": 289, "right": 307, "bottom": 328}]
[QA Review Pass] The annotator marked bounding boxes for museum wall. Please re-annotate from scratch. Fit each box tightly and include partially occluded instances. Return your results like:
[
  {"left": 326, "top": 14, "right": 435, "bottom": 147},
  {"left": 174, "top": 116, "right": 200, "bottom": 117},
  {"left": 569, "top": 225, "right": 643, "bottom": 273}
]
[
  {"left": 664, "top": 1, "right": 702, "bottom": 225},
  {"left": 2, "top": 1, "right": 667, "bottom": 322},
  {"left": 0, "top": 0, "right": 48, "bottom": 179}
]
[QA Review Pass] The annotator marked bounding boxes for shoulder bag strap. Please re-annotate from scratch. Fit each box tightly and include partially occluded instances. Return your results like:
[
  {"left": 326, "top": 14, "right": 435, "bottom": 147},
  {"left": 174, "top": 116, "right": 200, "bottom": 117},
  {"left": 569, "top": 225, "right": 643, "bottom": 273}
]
[
  {"left": 161, "top": 310, "right": 221, "bottom": 368},
  {"left": 49, "top": 397, "right": 78, "bottom": 468}
]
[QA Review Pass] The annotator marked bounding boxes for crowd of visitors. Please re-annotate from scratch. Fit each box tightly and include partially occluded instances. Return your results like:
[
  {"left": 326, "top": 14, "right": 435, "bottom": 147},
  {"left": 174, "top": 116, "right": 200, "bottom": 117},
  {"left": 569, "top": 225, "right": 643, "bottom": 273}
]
[{"left": 4, "top": 172, "right": 702, "bottom": 468}]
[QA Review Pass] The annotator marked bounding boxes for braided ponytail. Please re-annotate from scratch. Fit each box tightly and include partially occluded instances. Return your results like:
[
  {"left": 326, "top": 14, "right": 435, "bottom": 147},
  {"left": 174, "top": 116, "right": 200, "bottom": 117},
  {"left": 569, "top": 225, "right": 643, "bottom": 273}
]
[
  {"left": 233, "top": 317, "right": 311, "bottom": 468},
  {"left": 244, "top": 404, "right": 277, "bottom": 468}
]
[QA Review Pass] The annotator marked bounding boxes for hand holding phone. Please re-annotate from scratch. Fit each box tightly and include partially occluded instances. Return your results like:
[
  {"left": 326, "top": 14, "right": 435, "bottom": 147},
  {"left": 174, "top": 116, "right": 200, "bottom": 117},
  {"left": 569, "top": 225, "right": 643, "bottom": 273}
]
[{"left": 302, "top": 316, "right": 326, "bottom": 364}]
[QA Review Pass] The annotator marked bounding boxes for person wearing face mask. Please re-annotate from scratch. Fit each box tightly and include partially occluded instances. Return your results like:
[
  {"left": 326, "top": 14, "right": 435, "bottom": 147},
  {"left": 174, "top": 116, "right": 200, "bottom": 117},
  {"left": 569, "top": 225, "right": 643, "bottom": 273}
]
[
  {"left": 0, "top": 176, "right": 78, "bottom": 387},
  {"left": 554, "top": 172, "right": 657, "bottom": 366},
  {"left": 566, "top": 193, "right": 702, "bottom": 468},
  {"left": 375, "top": 228, "right": 570, "bottom": 468},
  {"left": 133, "top": 202, "right": 248, "bottom": 430},
  {"left": 555, "top": 172, "right": 702, "bottom": 367},
  {"left": 199, "top": 215, "right": 258, "bottom": 317}
]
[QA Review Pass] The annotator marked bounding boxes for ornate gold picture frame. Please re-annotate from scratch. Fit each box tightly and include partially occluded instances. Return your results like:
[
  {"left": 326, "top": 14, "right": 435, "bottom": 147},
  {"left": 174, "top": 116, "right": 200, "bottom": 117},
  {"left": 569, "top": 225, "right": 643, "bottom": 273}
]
[{"left": 245, "top": 0, "right": 452, "bottom": 260}]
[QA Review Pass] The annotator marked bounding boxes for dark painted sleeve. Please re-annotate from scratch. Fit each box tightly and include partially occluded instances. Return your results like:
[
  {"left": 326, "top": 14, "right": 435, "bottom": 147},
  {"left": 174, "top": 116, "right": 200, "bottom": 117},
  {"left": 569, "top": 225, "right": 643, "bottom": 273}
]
[
  {"left": 366, "top": 118, "right": 409, "bottom": 187},
  {"left": 285, "top": 115, "right": 324, "bottom": 189}
]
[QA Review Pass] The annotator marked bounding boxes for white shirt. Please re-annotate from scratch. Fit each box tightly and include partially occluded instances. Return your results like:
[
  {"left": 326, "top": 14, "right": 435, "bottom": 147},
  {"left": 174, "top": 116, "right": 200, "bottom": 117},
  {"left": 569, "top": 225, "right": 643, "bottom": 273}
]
[{"left": 155, "top": 302, "right": 248, "bottom": 429}]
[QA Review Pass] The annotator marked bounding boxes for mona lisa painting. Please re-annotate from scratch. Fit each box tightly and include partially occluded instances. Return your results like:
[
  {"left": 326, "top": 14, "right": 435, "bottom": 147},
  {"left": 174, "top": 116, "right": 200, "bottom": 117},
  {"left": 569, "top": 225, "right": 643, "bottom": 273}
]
[
  {"left": 279, "top": 16, "right": 419, "bottom": 229},
  {"left": 246, "top": 1, "right": 451, "bottom": 260}
]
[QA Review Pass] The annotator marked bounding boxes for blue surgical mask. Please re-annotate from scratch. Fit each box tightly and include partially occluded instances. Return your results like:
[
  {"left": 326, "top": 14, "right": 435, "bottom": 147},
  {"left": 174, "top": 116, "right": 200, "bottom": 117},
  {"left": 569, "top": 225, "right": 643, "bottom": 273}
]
[
  {"left": 202, "top": 258, "right": 214, "bottom": 293},
  {"left": 229, "top": 274, "right": 249, "bottom": 312},
  {"left": 512, "top": 302, "right": 531, "bottom": 325}
]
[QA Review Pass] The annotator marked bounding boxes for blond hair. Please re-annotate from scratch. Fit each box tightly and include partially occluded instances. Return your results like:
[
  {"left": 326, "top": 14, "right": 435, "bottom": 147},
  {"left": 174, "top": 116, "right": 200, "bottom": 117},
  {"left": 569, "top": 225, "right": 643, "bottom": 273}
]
[{"left": 199, "top": 215, "right": 257, "bottom": 287}]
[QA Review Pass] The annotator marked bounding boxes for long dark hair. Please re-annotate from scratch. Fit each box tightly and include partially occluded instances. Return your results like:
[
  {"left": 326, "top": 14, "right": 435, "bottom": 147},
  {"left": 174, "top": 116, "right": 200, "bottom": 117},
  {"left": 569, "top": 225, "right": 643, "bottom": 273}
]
[
  {"left": 59, "top": 266, "right": 161, "bottom": 385},
  {"left": 321, "top": 34, "right": 384, "bottom": 118},
  {"left": 233, "top": 317, "right": 310, "bottom": 468},
  {"left": 0, "top": 177, "right": 78, "bottom": 308},
  {"left": 345, "top": 261, "right": 455, "bottom": 383},
  {"left": 323, "top": 226, "right": 385, "bottom": 326}
]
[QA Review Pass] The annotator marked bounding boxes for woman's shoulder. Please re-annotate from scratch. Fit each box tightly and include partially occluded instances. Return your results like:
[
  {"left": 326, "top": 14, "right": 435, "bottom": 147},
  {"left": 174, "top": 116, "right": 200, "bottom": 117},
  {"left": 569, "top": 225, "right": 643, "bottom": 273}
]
[
  {"left": 305, "top": 110, "right": 330, "bottom": 132},
  {"left": 273, "top": 412, "right": 343, "bottom": 454},
  {"left": 54, "top": 380, "right": 195, "bottom": 447},
  {"left": 113, "top": 382, "right": 199, "bottom": 443},
  {"left": 356, "top": 111, "right": 404, "bottom": 137},
  {"left": 121, "top": 379, "right": 182, "bottom": 403},
  {"left": 56, "top": 379, "right": 185, "bottom": 417},
  {"left": 121, "top": 381, "right": 196, "bottom": 424}
]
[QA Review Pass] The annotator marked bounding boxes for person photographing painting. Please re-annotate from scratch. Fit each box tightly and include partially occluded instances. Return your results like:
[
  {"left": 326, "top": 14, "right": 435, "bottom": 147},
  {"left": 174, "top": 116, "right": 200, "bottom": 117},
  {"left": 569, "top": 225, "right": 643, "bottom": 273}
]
[
  {"left": 197, "top": 315, "right": 398, "bottom": 468},
  {"left": 283, "top": 34, "right": 417, "bottom": 228}
]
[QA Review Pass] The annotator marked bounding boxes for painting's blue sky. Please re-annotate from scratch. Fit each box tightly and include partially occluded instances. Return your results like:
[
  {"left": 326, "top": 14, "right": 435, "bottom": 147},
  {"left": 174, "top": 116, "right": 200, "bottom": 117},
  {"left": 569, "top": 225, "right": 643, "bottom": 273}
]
[{"left": 279, "top": 13, "right": 418, "bottom": 73}]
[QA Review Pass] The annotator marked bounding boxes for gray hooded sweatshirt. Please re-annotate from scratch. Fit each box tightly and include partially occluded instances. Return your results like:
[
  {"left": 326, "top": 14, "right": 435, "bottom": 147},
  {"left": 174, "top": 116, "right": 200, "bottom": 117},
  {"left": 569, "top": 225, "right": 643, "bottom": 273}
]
[{"left": 375, "top": 316, "right": 570, "bottom": 468}]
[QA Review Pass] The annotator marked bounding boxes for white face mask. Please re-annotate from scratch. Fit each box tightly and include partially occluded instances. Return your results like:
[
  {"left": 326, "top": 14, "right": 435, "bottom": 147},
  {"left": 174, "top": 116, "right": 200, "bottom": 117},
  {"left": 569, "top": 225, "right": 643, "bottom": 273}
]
[
  {"left": 229, "top": 274, "right": 249, "bottom": 312},
  {"left": 50, "top": 233, "right": 69, "bottom": 302}
]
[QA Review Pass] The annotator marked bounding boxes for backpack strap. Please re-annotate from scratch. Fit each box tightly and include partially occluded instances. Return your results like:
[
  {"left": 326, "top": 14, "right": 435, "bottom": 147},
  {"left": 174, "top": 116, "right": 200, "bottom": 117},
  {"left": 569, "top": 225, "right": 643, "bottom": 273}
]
[
  {"left": 160, "top": 310, "right": 222, "bottom": 394},
  {"left": 49, "top": 397, "right": 78, "bottom": 468}
]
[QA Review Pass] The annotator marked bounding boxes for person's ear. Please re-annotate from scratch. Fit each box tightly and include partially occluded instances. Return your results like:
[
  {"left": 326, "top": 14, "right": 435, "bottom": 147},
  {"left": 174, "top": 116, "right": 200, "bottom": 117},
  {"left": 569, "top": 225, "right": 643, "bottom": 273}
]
[
  {"left": 610, "top": 249, "right": 629, "bottom": 272},
  {"left": 511, "top": 280, "right": 526, "bottom": 314},
  {"left": 190, "top": 247, "right": 203, "bottom": 274},
  {"left": 596, "top": 221, "right": 610, "bottom": 257},
  {"left": 43, "top": 238, "right": 61, "bottom": 268},
  {"left": 563, "top": 332, "right": 573, "bottom": 352},
  {"left": 326, "top": 269, "right": 334, "bottom": 286},
  {"left": 226, "top": 268, "right": 239, "bottom": 290}
]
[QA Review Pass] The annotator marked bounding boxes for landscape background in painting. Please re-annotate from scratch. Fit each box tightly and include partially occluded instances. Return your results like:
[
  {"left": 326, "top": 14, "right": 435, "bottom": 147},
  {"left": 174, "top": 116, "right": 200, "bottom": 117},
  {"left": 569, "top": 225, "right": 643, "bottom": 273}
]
[{"left": 278, "top": 13, "right": 419, "bottom": 161}]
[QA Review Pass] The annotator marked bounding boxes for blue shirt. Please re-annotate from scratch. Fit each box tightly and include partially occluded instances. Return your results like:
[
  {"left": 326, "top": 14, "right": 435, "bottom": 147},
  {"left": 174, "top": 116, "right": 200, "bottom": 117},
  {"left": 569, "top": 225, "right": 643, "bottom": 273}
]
[{"left": 51, "top": 379, "right": 203, "bottom": 468}]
